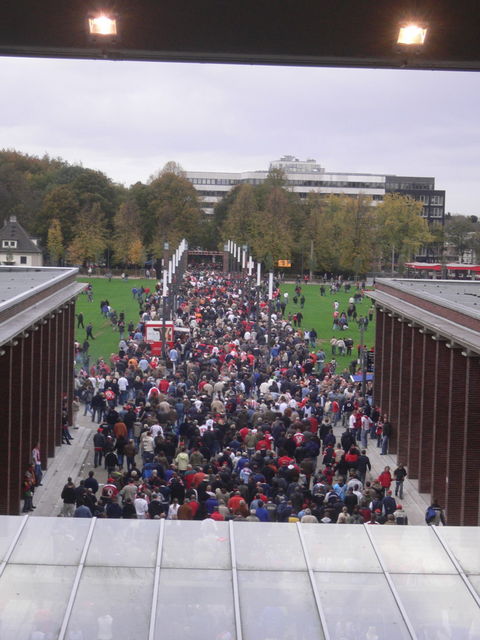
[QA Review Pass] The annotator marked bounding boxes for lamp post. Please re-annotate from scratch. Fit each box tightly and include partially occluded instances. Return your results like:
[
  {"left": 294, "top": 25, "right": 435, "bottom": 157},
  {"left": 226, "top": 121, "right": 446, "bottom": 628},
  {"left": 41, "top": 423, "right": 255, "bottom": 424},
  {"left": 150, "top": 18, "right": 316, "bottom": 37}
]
[
  {"left": 162, "top": 268, "right": 168, "bottom": 362},
  {"left": 237, "top": 245, "right": 241, "bottom": 274},
  {"left": 224, "top": 243, "right": 229, "bottom": 274},
  {"left": 267, "top": 271, "right": 273, "bottom": 367},
  {"left": 242, "top": 244, "right": 248, "bottom": 274},
  {"left": 358, "top": 316, "right": 367, "bottom": 398},
  {"left": 256, "top": 262, "right": 261, "bottom": 323},
  {"left": 162, "top": 241, "right": 170, "bottom": 362}
]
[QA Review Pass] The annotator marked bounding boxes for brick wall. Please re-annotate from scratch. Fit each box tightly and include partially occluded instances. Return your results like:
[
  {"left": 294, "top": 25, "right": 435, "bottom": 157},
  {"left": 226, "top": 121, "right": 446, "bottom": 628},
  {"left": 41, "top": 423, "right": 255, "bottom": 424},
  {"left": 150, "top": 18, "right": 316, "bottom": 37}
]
[
  {"left": 374, "top": 309, "right": 384, "bottom": 409},
  {"left": 445, "top": 348, "right": 467, "bottom": 524},
  {"left": 430, "top": 341, "right": 451, "bottom": 506},
  {"left": 418, "top": 335, "right": 436, "bottom": 493},
  {"left": 388, "top": 318, "right": 402, "bottom": 454},
  {"left": 398, "top": 323, "right": 412, "bottom": 465},
  {"left": 372, "top": 288, "right": 480, "bottom": 525},
  {"left": 407, "top": 328, "right": 423, "bottom": 479},
  {"left": 0, "top": 302, "right": 76, "bottom": 515},
  {"left": 462, "top": 358, "right": 480, "bottom": 525}
]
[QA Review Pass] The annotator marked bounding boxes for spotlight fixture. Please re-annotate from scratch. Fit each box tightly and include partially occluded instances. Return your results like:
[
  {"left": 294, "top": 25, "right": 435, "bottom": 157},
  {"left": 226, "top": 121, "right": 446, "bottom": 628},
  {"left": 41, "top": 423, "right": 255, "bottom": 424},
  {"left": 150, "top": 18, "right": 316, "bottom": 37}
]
[
  {"left": 397, "top": 24, "right": 427, "bottom": 46},
  {"left": 88, "top": 15, "right": 117, "bottom": 36}
]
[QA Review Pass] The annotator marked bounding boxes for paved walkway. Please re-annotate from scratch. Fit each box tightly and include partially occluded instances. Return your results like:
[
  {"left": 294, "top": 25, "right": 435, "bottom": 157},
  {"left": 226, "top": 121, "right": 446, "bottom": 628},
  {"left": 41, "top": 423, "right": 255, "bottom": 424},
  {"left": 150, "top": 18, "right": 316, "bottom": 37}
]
[
  {"left": 331, "top": 420, "right": 430, "bottom": 525},
  {"left": 30, "top": 410, "right": 430, "bottom": 525},
  {"left": 30, "top": 412, "right": 107, "bottom": 517}
]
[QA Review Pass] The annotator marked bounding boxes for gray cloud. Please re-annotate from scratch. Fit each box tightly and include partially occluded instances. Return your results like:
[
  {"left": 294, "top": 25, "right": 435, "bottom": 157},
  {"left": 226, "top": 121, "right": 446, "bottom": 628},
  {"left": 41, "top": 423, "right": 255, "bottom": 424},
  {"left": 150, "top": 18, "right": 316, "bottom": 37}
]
[{"left": 0, "top": 57, "right": 478, "bottom": 213}]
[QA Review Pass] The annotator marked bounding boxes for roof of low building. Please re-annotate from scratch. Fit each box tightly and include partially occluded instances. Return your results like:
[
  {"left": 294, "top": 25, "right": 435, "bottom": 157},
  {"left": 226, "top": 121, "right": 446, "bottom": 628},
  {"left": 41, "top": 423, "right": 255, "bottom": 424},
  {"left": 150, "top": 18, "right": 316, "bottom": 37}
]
[
  {"left": 376, "top": 278, "right": 480, "bottom": 317},
  {"left": 0, "top": 266, "right": 84, "bottom": 347},
  {"left": 0, "top": 215, "right": 42, "bottom": 253}
]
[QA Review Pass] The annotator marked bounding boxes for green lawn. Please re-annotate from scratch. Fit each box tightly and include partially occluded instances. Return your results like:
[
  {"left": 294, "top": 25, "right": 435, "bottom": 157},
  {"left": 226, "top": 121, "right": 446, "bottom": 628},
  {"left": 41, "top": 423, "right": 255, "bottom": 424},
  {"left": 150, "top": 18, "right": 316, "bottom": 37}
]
[
  {"left": 280, "top": 282, "right": 375, "bottom": 372},
  {"left": 75, "top": 277, "right": 375, "bottom": 373},
  {"left": 76, "top": 277, "right": 154, "bottom": 365}
]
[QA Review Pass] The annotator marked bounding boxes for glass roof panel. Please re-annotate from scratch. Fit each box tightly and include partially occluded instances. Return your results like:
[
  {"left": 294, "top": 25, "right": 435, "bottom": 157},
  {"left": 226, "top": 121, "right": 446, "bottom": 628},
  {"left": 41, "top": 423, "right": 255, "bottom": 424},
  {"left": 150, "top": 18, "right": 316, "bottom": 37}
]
[
  {"left": 8, "top": 516, "right": 91, "bottom": 566},
  {"left": 0, "top": 516, "right": 24, "bottom": 561},
  {"left": 155, "top": 568, "right": 236, "bottom": 639},
  {"left": 85, "top": 519, "right": 159, "bottom": 567},
  {"left": 315, "top": 572, "right": 410, "bottom": 639},
  {"left": 368, "top": 526, "right": 456, "bottom": 573},
  {"left": 467, "top": 575, "right": 480, "bottom": 598},
  {"left": 238, "top": 570, "right": 324, "bottom": 640},
  {"left": 233, "top": 522, "right": 306, "bottom": 571},
  {"left": 302, "top": 524, "right": 382, "bottom": 572},
  {"left": 392, "top": 573, "right": 480, "bottom": 639},
  {"left": 66, "top": 567, "right": 154, "bottom": 638},
  {"left": 162, "top": 520, "right": 231, "bottom": 569},
  {"left": 438, "top": 528, "right": 480, "bottom": 574},
  {"left": 0, "top": 564, "right": 76, "bottom": 640}
]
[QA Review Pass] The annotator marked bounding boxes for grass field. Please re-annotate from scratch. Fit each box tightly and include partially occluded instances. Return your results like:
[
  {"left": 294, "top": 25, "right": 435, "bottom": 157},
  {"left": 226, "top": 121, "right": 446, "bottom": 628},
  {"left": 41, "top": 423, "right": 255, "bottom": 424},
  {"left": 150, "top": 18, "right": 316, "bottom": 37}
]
[
  {"left": 76, "top": 277, "right": 154, "bottom": 365},
  {"left": 76, "top": 277, "right": 375, "bottom": 372},
  {"left": 279, "top": 282, "right": 375, "bottom": 371}
]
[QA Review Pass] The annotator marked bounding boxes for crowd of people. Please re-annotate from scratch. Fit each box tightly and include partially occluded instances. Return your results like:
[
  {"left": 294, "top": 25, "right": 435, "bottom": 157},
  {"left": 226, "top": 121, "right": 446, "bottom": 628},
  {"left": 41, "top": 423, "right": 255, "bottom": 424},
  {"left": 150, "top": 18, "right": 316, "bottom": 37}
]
[{"left": 58, "top": 267, "right": 429, "bottom": 526}]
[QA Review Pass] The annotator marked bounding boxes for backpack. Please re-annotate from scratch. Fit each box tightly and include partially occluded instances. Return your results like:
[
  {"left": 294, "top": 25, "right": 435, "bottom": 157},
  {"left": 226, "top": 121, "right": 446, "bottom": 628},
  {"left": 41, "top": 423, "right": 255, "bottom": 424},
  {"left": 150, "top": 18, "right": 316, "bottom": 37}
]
[{"left": 425, "top": 506, "right": 436, "bottom": 523}]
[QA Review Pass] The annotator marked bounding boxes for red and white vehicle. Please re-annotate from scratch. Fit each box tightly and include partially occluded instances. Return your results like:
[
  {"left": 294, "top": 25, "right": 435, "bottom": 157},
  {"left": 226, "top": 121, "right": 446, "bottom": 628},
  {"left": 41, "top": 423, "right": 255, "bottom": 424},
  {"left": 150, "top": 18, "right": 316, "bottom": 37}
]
[{"left": 143, "top": 321, "right": 189, "bottom": 355}]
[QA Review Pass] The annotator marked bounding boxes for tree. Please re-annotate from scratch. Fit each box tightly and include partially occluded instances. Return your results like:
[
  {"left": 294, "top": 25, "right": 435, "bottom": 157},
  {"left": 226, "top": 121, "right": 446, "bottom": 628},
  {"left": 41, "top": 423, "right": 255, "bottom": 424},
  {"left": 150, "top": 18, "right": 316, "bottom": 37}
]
[
  {"left": 37, "top": 184, "right": 80, "bottom": 246},
  {"left": 111, "top": 201, "right": 144, "bottom": 265},
  {"left": 148, "top": 169, "right": 203, "bottom": 252},
  {"left": 222, "top": 184, "right": 258, "bottom": 245},
  {"left": 444, "top": 216, "right": 474, "bottom": 262},
  {"left": 70, "top": 168, "right": 122, "bottom": 232},
  {"left": 127, "top": 236, "right": 145, "bottom": 266},
  {"left": 212, "top": 185, "right": 243, "bottom": 245},
  {"left": 67, "top": 203, "right": 108, "bottom": 265},
  {"left": 468, "top": 232, "right": 480, "bottom": 263},
  {"left": 374, "top": 194, "right": 431, "bottom": 271},
  {"left": 47, "top": 218, "right": 64, "bottom": 265},
  {"left": 248, "top": 186, "right": 294, "bottom": 263},
  {"left": 302, "top": 194, "right": 365, "bottom": 274},
  {"left": 148, "top": 161, "right": 186, "bottom": 183}
]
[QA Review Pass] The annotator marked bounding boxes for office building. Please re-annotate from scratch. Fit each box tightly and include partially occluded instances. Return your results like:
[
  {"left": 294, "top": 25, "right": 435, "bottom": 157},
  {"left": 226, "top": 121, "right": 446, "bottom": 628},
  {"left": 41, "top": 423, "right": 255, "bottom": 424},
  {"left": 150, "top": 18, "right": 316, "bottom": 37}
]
[
  {"left": 187, "top": 156, "right": 386, "bottom": 216},
  {"left": 187, "top": 157, "right": 446, "bottom": 226}
]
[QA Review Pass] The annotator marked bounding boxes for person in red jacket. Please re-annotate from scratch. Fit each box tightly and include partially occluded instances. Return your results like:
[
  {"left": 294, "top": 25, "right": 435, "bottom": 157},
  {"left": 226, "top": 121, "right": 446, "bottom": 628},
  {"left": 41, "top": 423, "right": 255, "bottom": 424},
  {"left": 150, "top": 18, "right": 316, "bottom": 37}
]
[{"left": 377, "top": 466, "right": 392, "bottom": 496}]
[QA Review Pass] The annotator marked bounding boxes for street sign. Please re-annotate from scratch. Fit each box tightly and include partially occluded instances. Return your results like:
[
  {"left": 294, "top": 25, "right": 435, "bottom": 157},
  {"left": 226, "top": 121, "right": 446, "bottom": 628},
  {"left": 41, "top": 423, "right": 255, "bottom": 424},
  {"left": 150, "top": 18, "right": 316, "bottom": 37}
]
[
  {"left": 366, "top": 351, "right": 375, "bottom": 372},
  {"left": 277, "top": 260, "right": 291, "bottom": 267}
]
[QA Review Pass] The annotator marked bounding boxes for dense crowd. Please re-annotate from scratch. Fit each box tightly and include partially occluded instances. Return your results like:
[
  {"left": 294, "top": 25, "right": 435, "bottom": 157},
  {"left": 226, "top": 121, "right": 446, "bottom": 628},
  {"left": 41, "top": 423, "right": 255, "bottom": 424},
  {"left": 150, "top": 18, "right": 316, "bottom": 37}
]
[{"left": 64, "top": 270, "right": 421, "bottom": 525}]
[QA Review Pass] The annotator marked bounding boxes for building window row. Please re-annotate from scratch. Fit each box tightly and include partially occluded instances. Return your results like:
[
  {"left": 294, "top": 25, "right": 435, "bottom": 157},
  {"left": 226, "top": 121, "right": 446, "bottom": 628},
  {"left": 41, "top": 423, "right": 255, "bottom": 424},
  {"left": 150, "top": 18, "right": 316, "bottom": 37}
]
[
  {"left": 191, "top": 177, "right": 385, "bottom": 189},
  {"left": 286, "top": 179, "right": 384, "bottom": 188},
  {"left": 198, "top": 190, "right": 229, "bottom": 197},
  {"left": 388, "top": 182, "right": 433, "bottom": 191},
  {"left": 190, "top": 178, "right": 241, "bottom": 185},
  {"left": 2, "top": 240, "right": 17, "bottom": 248}
]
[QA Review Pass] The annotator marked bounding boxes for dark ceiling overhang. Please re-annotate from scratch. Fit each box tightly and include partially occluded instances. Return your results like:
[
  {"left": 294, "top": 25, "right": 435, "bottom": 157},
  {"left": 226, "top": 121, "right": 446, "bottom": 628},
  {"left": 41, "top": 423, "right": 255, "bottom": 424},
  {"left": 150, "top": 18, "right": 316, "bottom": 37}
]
[{"left": 1, "top": 0, "right": 479, "bottom": 71}]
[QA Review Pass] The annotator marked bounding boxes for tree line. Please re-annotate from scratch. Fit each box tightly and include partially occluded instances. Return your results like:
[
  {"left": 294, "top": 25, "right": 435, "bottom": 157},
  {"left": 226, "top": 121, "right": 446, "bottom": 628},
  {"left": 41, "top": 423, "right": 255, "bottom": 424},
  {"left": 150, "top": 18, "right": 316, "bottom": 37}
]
[
  {"left": 215, "top": 169, "right": 434, "bottom": 274},
  {"left": 0, "top": 152, "right": 207, "bottom": 268},
  {"left": 1, "top": 150, "right": 470, "bottom": 274}
]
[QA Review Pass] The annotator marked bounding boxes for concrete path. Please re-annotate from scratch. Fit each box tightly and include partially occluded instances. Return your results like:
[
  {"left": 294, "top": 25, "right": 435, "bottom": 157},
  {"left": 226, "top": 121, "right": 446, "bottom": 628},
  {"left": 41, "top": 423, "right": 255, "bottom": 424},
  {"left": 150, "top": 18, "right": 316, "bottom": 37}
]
[
  {"left": 30, "top": 410, "right": 430, "bottom": 524},
  {"left": 30, "top": 412, "right": 108, "bottom": 517},
  {"left": 331, "top": 420, "right": 430, "bottom": 525}
]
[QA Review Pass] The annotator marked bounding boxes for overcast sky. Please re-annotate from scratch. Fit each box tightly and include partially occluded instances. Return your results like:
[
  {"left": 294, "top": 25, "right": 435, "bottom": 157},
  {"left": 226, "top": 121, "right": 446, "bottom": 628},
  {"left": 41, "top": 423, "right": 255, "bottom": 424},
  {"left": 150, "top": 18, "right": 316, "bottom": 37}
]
[{"left": 1, "top": 56, "right": 479, "bottom": 214}]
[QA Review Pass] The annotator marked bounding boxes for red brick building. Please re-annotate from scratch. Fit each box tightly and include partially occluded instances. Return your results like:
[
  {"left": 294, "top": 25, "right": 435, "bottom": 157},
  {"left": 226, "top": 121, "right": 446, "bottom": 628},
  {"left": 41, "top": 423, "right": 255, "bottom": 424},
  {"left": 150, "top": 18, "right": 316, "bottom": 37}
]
[
  {"left": 369, "top": 279, "right": 480, "bottom": 525},
  {"left": 0, "top": 266, "right": 84, "bottom": 514}
]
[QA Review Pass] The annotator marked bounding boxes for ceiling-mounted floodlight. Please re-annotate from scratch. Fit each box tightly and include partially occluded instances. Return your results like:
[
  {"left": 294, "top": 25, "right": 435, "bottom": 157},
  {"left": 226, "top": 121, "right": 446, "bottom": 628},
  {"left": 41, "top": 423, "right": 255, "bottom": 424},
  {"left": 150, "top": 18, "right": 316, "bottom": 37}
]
[
  {"left": 397, "top": 24, "right": 427, "bottom": 46},
  {"left": 88, "top": 15, "right": 117, "bottom": 36}
]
